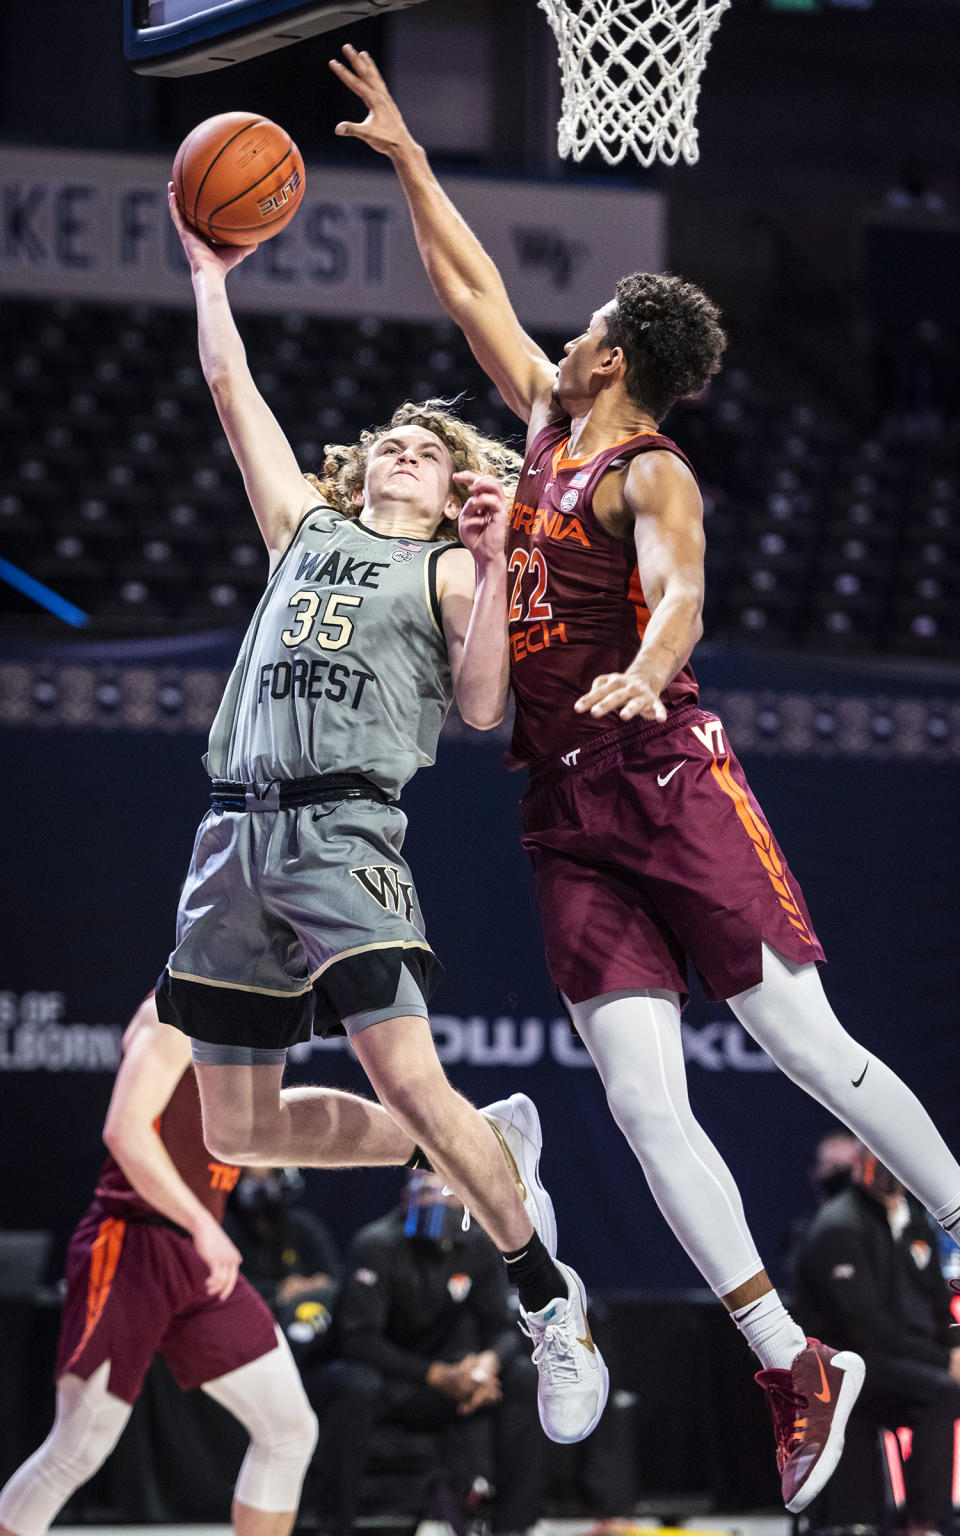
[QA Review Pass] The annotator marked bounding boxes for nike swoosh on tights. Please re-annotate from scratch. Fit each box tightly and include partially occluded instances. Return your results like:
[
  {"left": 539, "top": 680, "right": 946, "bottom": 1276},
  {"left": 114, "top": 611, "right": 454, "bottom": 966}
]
[{"left": 851, "top": 1061, "right": 869, "bottom": 1088}]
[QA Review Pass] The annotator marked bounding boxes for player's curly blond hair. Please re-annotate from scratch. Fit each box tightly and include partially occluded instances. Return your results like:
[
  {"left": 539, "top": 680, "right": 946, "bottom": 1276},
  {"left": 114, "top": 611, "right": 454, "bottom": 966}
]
[{"left": 305, "top": 399, "right": 522, "bottom": 542}]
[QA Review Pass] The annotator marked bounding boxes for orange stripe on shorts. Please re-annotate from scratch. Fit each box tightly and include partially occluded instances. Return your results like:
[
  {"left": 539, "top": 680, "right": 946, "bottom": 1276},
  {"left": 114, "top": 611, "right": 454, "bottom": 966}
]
[
  {"left": 709, "top": 756, "right": 814, "bottom": 947},
  {"left": 65, "top": 1216, "right": 126, "bottom": 1369}
]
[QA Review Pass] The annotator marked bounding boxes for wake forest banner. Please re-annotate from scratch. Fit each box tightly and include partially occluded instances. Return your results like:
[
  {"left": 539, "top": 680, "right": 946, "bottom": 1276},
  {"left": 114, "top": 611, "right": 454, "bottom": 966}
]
[
  {"left": 0, "top": 144, "right": 664, "bottom": 330},
  {"left": 3, "top": 630, "right": 958, "bottom": 1291}
]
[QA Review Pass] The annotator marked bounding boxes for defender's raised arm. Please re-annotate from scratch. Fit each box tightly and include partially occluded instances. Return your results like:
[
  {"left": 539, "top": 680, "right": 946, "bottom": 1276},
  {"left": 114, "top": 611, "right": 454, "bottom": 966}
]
[{"left": 330, "top": 46, "right": 556, "bottom": 429}]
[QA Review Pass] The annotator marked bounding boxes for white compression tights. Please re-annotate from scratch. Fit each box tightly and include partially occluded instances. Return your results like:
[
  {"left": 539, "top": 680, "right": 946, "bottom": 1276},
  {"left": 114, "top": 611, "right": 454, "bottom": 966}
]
[
  {"left": 566, "top": 944, "right": 960, "bottom": 1296},
  {"left": 201, "top": 1329, "right": 318, "bottom": 1513},
  {"left": 728, "top": 944, "right": 960, "bottom": 1229},
  {"left": 567, "top": 987, "right": 764, "bottom": 1296},
  {"left": 0, "top": 1362, "right": 131, "bottom": 1536},
  {"left": 0, "top": 1333, "right": 317, "bottom": 1536}
]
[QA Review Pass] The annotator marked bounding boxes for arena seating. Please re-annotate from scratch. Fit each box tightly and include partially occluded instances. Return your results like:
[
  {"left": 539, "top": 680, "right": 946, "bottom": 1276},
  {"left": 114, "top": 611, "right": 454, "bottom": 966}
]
[{"left": 3, "top": 296, "right": 958, "bottom": 658}]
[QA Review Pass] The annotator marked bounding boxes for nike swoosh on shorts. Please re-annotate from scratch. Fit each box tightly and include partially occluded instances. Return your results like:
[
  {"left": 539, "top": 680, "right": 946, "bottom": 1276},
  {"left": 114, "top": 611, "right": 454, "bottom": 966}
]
[{"left": 656, "top": 761, "right": 687, "bottom": 787}]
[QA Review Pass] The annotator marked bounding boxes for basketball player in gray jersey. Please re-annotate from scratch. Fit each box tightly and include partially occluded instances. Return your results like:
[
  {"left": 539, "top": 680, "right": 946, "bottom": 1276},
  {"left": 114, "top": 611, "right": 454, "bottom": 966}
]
[{"left": 156, "top": 188, "right": 609, "bottom": 1447}]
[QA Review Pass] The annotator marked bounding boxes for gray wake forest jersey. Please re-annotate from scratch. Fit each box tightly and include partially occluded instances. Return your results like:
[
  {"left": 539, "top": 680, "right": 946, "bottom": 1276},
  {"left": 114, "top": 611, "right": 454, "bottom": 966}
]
[{"left": 206, "top": 506, "right": 455, "bottom": 800}]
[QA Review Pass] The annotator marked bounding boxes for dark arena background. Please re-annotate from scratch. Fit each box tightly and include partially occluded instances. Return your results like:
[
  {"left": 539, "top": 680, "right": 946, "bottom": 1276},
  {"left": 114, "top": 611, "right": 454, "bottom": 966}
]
[{"left": 1, "top": 0, "right": 959, "bottom": 1531}]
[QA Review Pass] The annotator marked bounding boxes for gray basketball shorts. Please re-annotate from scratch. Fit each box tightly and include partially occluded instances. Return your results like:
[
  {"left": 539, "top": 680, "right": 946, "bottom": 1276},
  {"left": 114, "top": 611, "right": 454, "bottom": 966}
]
[{"left": 155, "top": 797, "right": 443, "bottom": 1055}]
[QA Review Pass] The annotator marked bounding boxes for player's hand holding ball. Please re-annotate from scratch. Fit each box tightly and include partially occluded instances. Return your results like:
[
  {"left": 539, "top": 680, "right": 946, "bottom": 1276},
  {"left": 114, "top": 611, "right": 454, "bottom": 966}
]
[{"left": 168, "top": 184, "right": 256, "bottom": 278}]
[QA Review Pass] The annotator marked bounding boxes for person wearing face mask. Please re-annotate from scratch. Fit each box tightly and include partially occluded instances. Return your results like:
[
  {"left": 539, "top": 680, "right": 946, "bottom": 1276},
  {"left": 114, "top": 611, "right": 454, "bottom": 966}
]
[
  {"left": 225, "top": 1168, "right": 341, "bottom": 1315},
  {"left": 810, "top": 1129, "right": 863, "bottom": 1204},
  {"left": 781, "top": 1127, "right": 862, "bottom": 1281},
  {"left": 299, "top": 1172, "right": 544, "bottom": 1536},
  {"left": 792, "top": 1143, "right": 960, "bottom": 1536}
]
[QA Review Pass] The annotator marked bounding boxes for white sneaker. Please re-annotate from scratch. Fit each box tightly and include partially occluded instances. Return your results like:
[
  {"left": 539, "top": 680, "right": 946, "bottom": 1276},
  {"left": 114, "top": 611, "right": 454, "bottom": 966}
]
[
  {"left": 481, "top": 1092, "right": 557, "bottom": 1257},
  {"left": 520, "top": 1259, "right": 609, "bottom": 1443}
]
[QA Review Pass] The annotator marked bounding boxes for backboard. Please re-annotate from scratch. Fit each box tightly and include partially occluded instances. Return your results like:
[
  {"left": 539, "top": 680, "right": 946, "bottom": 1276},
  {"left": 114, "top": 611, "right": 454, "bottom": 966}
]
[{"left": 124, "top": 0, "right": 430, "bottom": 77}]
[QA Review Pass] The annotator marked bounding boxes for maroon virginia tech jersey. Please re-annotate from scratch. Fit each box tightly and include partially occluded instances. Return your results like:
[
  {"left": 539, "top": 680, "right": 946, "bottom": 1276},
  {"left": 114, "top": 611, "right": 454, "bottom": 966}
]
[
  {"left": 507, "top": 416, "right": 700, "bottom": 768},
  {"left": 94, "top": 1062, "right": 239, "bottom": 1224}
]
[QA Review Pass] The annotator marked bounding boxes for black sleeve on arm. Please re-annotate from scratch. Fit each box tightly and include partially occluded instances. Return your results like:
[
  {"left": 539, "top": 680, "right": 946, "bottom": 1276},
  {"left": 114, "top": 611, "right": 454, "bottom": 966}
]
[{"left": 337, "top": 1231, "right": 434, "bottom": 1385}]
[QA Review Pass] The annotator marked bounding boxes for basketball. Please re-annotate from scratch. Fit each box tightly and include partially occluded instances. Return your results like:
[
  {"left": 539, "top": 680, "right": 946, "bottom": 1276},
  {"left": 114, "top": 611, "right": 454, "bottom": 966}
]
[{"left": 173, "top": 112, "right": 305, "bottom": 245}]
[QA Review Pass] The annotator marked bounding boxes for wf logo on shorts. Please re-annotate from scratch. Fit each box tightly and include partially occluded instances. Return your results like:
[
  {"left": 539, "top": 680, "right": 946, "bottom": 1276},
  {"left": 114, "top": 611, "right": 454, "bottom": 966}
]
[{"left": 350, "top": 865, "right": 415, "bottom": 920}]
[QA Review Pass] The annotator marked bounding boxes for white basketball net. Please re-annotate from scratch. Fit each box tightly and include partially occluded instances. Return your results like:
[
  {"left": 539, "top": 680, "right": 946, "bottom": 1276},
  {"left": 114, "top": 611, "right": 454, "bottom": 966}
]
[{"left": 538, "top": 0, "right": 730, "bottom": 168}]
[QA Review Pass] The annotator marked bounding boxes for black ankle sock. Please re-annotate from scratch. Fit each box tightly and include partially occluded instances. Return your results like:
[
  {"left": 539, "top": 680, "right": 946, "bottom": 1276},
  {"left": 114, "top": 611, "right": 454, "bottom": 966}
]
[
  {"left": 503, "top": 1231, "right": 566, "bottom": 1314},
  {"left": 404, "top": 1146, "right": 434, "bottom": 1173}
]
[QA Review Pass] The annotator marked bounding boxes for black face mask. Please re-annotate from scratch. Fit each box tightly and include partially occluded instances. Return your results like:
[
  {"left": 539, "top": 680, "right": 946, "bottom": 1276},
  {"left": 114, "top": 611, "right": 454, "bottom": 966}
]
[
  {"left": 818, "top": 1167, "right": 853, "bottom": 1200},
  {"left": 235, "top": 1168, "right": 305, "bottom": 1213}
]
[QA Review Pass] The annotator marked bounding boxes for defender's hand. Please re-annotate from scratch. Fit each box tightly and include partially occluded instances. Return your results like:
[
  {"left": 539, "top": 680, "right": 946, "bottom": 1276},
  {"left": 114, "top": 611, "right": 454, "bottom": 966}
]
[
  {"left": 453, "top": 472, "right": 509, "bottom": 566},
  {"left": 329, "top": 45, "right": 416, "bottom": 158},
  {"left": 168, "top": 185, "right": 258, "bottom": 276},
  {"left": 575, "top": 670, "right": 667, "bottom": 722}
]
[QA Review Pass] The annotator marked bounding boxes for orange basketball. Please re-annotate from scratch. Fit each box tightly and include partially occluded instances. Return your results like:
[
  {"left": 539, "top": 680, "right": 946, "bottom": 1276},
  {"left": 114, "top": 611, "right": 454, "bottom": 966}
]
[{"left": 173, "top": 112, "right": 305, "bottom": 245}]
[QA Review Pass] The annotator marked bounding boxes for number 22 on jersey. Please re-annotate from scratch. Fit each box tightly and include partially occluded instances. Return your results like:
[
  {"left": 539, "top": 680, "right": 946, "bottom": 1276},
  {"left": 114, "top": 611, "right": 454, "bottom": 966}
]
[{"left": 508, "top": 549, "right": 552, "bottom": 622}]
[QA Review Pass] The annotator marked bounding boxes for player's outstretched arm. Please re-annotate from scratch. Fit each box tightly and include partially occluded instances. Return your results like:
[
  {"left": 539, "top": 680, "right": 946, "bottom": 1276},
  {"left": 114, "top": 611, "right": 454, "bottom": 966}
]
[
  {"left": 168, "top": 187, "right": 316, "bottom": 567},
  {"left": 330, "top": 47, "right": 556, "bottom": 429},
  {"left": 437, "top": 472, "right": 510, "bottom": 730},
  {"left": 102, "top": 994, "right": 241, "bottom": 1299},
  {"left": 576, "top": 453, "right": 705, "bottom": 722}
]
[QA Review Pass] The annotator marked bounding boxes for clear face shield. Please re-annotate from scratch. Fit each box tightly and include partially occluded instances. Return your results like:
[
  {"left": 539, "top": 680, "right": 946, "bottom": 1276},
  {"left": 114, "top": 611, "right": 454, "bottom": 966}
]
[{"left": 402, "top": 1170, "right": 464, "bottom": 1247}]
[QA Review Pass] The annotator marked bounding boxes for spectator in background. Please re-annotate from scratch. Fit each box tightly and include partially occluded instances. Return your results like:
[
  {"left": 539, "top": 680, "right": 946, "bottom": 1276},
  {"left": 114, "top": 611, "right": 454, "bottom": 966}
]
[
  {"left": 792, "top": 1141, "right": 960, "bottom": 1536},
  {"left": 301, "top": 1171, "right": 544, "bottom": 1536},
  {"left": 225, "top": 1167, "right": 341, "bottom": 1309},
  {"left": 809, "top": 1127, "right": 862, "bottom": 1203},
  {"left": 225, "top": 1168, "right": 341, "bottom": 1365},
  {"left": 781, "top": 1126, "right": 861, "bottom": 1278}
]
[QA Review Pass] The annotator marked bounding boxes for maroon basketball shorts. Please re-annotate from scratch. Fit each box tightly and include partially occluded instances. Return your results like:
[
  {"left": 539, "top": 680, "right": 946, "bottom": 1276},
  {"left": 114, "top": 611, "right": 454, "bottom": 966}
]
[
  {"left": 55, "top": 1204, "right": 278, "bottom": 1404},
  {"left": 520, "top": 704, "right": 825, "bottom": 1006}
]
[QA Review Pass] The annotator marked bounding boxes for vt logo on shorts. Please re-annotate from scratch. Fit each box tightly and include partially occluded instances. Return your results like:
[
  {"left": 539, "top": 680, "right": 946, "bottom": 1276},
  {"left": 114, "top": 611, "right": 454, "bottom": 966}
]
[
  {"left": 350, "top": 865, "right": 415, "bottom": 919},
  {"left": 690, "top": 718, "right": 726, "bottom": 756}
]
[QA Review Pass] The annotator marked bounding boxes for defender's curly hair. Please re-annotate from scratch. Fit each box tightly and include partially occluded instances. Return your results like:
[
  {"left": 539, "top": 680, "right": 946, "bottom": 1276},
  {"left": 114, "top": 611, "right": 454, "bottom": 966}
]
[
  {"left": 604, "top": 272, "right": 727, "bottom": 422},
  {"left": 308, "top": 399, "right": 523, "bottom": 542}
]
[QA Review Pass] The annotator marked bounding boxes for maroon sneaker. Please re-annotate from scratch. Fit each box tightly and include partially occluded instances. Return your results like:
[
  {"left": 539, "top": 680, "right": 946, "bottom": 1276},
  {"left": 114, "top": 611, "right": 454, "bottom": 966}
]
[{"left": 755, "top": 1337, "right": 865, "bottom": 1513}]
